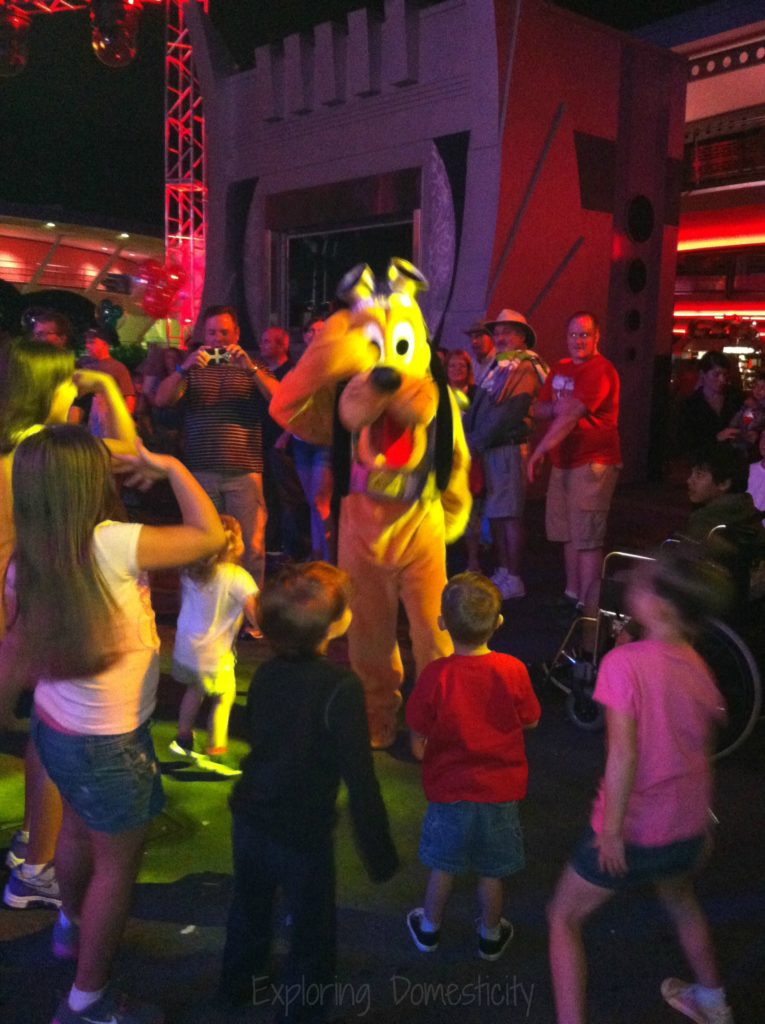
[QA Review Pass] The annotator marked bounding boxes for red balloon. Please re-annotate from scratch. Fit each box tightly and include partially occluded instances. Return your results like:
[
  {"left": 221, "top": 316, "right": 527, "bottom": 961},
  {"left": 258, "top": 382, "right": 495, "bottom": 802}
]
[
  {"left": 136, "top": 259, "right": 164, "bottom": 288},
  {"left": 142, "top": 285, "right": 174, "bottom": 319},
  {"left": 165, "top": 261, "right": 186, "bottom": 291}
]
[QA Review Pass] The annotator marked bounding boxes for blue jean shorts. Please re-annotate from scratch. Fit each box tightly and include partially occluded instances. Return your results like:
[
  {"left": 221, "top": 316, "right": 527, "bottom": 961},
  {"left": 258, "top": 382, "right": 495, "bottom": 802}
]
[
  {"left": 570, "top": 827, "right": 706, "bottom": 890},
  {"left": 419, "top": 801, "right": 525, "bottom": 878},
  {"left": 31, "top": 713, "right": 165, "bottom": 834}
]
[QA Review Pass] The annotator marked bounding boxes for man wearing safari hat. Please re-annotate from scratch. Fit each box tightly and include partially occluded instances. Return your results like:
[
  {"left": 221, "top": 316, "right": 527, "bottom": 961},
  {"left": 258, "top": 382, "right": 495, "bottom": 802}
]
[{"left": 463, "top": 309, "right": 548, "bottom": 599}]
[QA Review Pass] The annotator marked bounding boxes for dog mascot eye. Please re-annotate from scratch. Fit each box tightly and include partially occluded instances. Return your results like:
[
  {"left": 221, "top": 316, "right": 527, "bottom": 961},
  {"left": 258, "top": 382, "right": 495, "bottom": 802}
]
[
  {"left": 392, "top": 322, "right": 415, "bottom": 364},
  {"left": 364, "top": 321, "right": 385, "bottom": 361}
]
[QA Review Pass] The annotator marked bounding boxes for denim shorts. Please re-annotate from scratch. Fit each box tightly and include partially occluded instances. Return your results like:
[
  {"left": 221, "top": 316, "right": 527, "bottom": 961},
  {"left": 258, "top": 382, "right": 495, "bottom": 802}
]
[
  {"left": 570, "top": 827, "right": 706, "bottom": 890},
  {"left": 31, "top": 713, "right": 165, "bottom": 834},
  {"left": 419, "top": 801, "right": 525, "bottom": 878}
]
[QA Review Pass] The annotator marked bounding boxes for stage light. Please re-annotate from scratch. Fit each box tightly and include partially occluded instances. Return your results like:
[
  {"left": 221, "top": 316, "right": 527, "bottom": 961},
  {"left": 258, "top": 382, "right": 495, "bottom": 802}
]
[
  {"left": 90, "top": 0, "right": 142, "bottom": 69},
  {"left": 0, "top": 8, "right": 31, "bottom": 78}
]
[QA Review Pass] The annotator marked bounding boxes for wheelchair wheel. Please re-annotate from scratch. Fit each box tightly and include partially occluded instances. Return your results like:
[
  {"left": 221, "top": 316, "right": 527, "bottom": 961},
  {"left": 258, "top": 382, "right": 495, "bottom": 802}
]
[
  {"left": 565, "top": 689, "right": 604, "bottom": 731},
  {"left": 695, "top": 619, "right": 762, "bottom": 759},
  {"left": 562, "top": 659, "right": 604, "bottom": 731}
]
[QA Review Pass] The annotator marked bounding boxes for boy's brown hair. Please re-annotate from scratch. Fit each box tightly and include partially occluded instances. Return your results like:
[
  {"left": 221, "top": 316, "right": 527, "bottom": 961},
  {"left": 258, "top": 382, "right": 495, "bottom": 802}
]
[
  {"left": 441, "top": 572, "right": 502, "bottom": 647},
  {"left": 257, "top": 562, "right": 352, "bottom": 657}
]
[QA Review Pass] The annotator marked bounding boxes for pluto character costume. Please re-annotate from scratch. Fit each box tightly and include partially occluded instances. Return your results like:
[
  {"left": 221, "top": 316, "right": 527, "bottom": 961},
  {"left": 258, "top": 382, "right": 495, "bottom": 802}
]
[{"left": 270, "top": 260, "right": 471, "bottom": 747}]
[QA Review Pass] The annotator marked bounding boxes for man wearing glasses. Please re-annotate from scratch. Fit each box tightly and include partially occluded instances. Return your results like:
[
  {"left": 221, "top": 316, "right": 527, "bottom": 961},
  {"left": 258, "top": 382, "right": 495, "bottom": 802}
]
[{"left": 527, "top": 311, "right": 621, "bottom": 611}]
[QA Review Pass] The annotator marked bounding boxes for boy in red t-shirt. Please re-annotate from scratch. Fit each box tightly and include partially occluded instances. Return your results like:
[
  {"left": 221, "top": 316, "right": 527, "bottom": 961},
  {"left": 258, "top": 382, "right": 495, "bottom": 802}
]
[{"left": 405, "top": 572, "right": 541, "bottom": 960}]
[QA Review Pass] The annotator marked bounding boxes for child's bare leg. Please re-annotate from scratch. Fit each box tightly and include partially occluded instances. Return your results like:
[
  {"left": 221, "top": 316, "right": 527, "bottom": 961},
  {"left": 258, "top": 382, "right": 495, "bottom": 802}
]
[
  {"left": 55, "top": 800, "right": 93, "bottom": 919},
  {"left": 74, "top": 821, "right": 149, "bottom": 993},
  {"left": 423, "top": 869, "right": 454, "bottom": 927},
  {"left": 208, "top": 690, "right": 235, "bottom": 752},
  {"left": 548, "top": 865, "right": 615, "bottom": 1024},
  {"left": 25, "top": 739, "right": 63, "bottom": 866},
  {"left": 655, "top": 875, "right": 721, "bottom": 989},
  {"left": 177, "top": 686, "right": 204, "bottom": 738},
  {"left": 477, "top": 876, "right": 504, "bottom": 930}
]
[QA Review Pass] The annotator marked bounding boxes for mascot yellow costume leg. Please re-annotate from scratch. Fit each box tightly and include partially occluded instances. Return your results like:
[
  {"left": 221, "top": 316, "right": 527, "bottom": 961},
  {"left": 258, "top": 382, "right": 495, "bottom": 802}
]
[{"left": 271, "top": 260, "right": 471, "bottom": 747}]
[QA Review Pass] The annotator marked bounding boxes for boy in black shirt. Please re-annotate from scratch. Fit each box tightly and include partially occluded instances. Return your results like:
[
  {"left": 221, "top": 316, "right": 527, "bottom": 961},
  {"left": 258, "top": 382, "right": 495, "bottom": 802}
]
[{"left": 220, "top": 562, "right": 398, "bottom": 1020}]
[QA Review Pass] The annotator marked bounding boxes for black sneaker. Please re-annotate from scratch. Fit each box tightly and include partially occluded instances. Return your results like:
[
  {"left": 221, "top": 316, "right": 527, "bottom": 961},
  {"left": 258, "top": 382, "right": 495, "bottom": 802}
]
[
  {"left": 406, "top": 908, "right": 440, "bottom": 952},
  {"left": 5, "top": 828, "right": 28, "bottom": 870},
  {"left": 478, "top": 918, "right": 513, "bottom": 961}
]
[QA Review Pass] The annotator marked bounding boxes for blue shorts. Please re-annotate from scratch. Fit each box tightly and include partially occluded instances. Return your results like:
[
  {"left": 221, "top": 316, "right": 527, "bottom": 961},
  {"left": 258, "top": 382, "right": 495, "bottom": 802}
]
[
  {"left": 570, "top": 827, "right": 706, "bottom": 890},
  {"left": 419, "top": 801, "right": 525, "bottom": 878},
  {"left": 31, "top": 713, "right": 165, "bottom": 834}
]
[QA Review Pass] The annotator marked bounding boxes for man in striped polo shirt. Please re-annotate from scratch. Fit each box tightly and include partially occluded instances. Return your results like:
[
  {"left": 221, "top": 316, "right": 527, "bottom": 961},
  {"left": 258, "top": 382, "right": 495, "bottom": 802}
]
[{"left": 155, "top": 305, "right": 277, "bottom": 585}]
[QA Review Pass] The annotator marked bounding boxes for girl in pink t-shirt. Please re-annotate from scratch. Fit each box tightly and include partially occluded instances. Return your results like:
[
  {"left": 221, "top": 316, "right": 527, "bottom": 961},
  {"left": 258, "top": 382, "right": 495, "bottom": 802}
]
[{"left": 548, "top": 551, "right": 734, "bottom": 1024}]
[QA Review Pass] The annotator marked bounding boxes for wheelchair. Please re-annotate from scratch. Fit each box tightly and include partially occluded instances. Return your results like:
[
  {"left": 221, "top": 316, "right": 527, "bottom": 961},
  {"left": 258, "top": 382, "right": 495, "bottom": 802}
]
[{"left": 543, "top": 544, "right": 764, "bottom": 760}]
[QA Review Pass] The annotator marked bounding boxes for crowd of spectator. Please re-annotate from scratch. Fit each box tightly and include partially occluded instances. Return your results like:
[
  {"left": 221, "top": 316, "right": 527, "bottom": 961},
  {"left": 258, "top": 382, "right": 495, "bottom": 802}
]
[{"left": 11, "top": 302, "right": 765, "bottom": 595}]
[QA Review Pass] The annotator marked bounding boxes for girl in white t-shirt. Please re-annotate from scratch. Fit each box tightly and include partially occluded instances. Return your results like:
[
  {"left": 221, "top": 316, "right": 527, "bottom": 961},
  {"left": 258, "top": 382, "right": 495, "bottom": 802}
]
[
  {"left": 169, "top": 514, "right": 258, "bottom": 773},
  {"left": 1, "top": 339, "right": 138, "bottom": 915},
  {"left": 9, "top": 425, "right": 224, "bottom": 1024}
]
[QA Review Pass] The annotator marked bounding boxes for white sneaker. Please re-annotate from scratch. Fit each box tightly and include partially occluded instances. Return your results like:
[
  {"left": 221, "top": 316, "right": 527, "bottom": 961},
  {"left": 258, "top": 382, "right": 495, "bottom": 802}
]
[
  {"left": 499, "top": 573, "right": 526, "bottom": 599},
  {"left": 3, "top": 862, "right": 61, "bottom": 909},
  {"left": 490, "top": 568, "right": 526, "bottom": 600},
  {"left": 489, "top": 568, "right": 509, "bottom": 588},
  {"left": 661, "top": 978, "right": 734, "bottom": 1024}
]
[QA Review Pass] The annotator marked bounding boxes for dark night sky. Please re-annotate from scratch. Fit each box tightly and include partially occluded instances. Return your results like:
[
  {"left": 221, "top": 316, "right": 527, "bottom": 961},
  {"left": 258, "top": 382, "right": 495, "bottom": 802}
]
[{"left": 0, "top": 1, "right": 714, "bottom": 233}]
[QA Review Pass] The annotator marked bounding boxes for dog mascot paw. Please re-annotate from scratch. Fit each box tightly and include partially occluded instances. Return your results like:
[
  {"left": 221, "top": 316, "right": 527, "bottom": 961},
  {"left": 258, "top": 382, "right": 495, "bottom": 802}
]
[{"left": 271, "top": 259, "right": 471, "bottom": 747}]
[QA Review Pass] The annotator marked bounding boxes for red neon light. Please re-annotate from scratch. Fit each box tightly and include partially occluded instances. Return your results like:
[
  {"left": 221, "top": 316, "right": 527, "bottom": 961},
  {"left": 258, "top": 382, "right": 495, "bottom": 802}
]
[
  {"left": 674, "top": 309, "right": 765, "bottom": 318},
  {"left": 678, "top": 235, "right": 765, "bottom": 252},
  {"left": 678, "top": 206, "right": 765, "bottom": 252}
]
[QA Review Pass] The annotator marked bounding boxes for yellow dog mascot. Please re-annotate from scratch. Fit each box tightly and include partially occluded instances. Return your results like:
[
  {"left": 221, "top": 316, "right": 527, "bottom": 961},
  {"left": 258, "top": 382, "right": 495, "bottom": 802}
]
[{"left": 271, "top": 259, "right": 471, "bottom": 747}]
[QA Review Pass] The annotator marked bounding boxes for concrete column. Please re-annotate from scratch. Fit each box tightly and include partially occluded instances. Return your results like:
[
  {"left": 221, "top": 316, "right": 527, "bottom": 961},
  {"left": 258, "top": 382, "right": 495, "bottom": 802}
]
[
  {"left": 285, "top": 32, "right": 314, "bottom": 115},
  {"left": 383, "top": 0, "right": 419, "bottom": 87},
  {"left": 315, "top": 20, "right": 347, "bottom": 107},
  {"left": 255, "top": 42, "right": 285, "bottom": 122},
  {"left": 348, "top": 7, "right": 382, "bottom": 97}
]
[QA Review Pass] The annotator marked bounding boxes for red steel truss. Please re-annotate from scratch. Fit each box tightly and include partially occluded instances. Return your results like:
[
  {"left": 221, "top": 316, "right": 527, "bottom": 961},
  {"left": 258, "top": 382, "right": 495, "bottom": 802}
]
[
  {"left": 165, "top": 0, "right": 207, "bottom": 344},
  {"left": 5, "top": 2, "right": 87, "bottom": 12},
  {"left": 7, "top": 0, "right": 207, "bottom": 342}
]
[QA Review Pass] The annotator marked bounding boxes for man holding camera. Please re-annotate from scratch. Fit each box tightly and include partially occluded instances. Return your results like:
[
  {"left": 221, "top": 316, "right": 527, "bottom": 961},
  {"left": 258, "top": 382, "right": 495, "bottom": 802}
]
[{"left": 155, "top": 304, "right": 276, "bottom": 585}]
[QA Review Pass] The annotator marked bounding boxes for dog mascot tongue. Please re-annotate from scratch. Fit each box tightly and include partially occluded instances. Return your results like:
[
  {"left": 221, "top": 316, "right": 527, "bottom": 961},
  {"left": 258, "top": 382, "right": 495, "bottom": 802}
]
[{"left": 271, "top": 259, "right": 471, "bottom": 747}]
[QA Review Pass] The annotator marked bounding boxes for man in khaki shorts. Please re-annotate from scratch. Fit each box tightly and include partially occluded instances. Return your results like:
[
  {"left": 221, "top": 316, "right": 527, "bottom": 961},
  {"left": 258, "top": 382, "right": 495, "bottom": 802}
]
[
  {"left": 527, "top": 311, "right": 621, "bottom": 610},
  {"left": 465, "top": 311, "right": 546, "bottom": 600}
]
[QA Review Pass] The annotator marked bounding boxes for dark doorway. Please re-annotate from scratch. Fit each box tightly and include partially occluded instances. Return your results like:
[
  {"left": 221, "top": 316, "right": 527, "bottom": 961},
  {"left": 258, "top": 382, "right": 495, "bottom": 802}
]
[{"left": 287, "top": 220, "right": 413, "bottom": 328}]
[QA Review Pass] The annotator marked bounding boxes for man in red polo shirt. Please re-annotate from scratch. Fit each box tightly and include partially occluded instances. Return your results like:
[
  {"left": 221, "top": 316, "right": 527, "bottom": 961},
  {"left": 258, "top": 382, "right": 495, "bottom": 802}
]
[{"left": 528, "top": 311, "right": 621, "bottom": 610}]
